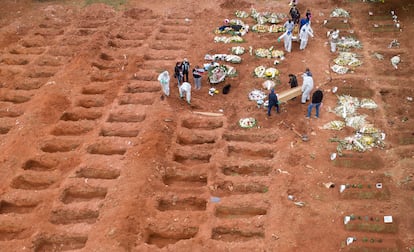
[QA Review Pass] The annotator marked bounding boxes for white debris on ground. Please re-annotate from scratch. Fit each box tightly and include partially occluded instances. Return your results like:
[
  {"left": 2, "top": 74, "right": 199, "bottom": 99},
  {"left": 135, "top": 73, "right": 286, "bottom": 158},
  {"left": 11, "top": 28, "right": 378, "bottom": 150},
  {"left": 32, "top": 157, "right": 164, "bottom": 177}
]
[
  {"left": 208, "top": 64, "right": 237, "bottom": 84},
  {"left": 214, "top": 35, "right": 244, "bottom": 43},
  {"left": 325, "top": 95, "right": 385, "bottom": 154},
  {"left": 337, "top": 37, "right": 362, "bottom": 49},
  {"left": 248, "top": 89, "right": 266, "bottom": 101},
  {"left": 388, "top": 39, "right": 399, "bottom": 48},
  {"left": 231, "top": 46, "right": 245, "bottom": 55},
  {"left": 390, "top": 55, "right": 400, "bottom": 69},
  {"left": 239, "top": 117, "right": 257, "bottom": 128},
  {"left": 331, "top": 64, "right": 349, "bottom": 74},
  {"left": 205, "top": 54, "right": 242, "bottom": 63},
  {"left": 333, "top": 52, "right": 362, "bottom": 67},
  {"left": 330, "top": 8, "right": 350, "bottom": 18},
  {"left": 235, "top": 10, "right": 249, "bottom": 18},
  {"left": 263, "top": 80, "right": 276, "bottom": 90},
  {"left": 254, "top": 66, "right": 280, "bottom": 79},
  {"left": 372, "top": 52, "right": 384, "bottom": 60},
  {"left": 254, "top": 47, "right": 285, "bottom": 59}
]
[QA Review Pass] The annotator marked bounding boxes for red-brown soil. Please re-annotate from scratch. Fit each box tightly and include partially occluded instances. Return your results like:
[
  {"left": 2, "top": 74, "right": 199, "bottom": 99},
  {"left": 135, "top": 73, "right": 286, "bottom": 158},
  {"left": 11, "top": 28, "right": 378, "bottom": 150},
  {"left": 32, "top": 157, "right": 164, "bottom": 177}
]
[{"left": 0, "top": 0, "right": 413, "bottom": 251}]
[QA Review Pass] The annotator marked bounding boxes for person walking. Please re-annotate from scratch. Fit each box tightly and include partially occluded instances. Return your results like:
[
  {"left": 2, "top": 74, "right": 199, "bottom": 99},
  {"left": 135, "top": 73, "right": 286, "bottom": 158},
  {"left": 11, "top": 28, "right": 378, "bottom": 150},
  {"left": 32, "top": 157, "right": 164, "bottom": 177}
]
[
  {"left": 182, "top": 58, "right": 190, "bottom": 82},
  {"left": 174, "top": 62, "right": 183, "bottom": 86},
  {"left": 157, "top": 71, "right": 170, "bottom": 96},
  {"left": 192, "top": 65, "right": 205, "bottom": 90},
  {"left": 267, "top": 89, "right": 280, "bottom": 116},
  {"left": 328, "top": 28, "right": 339, "bottom": 53},
  {"left": 306, "top": 89, "right": 323, "bottom": 118},
  {"left": 179, "top": 82, "right": 192, "bottom": 105},
  {"left": 301, "top": 69, "right": 314, "bottom": 104},
  {"left": 278, "top": 30, "right": 293, "bottom": 53},
  {"left": 299, "top": 22, "right": 314, "bottom": 50}
]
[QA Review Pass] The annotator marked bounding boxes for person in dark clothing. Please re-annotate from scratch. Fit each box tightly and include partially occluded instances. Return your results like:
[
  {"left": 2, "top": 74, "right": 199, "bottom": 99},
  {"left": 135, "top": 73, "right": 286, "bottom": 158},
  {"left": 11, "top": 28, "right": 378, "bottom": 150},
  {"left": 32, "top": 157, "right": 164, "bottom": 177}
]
[
  {"left": 182, "top": 58, "right": 190, "bottom": 82},
  {"left": 174, "top": 62, "right": 183, "bottom": 86},
  {"left": 267, "top": 89, "right": 280, "bottom": 116},
  {"left": 290, "top": 6, "right": 300, "bottom": 24},
  {"left": 288, "top": 74, "right": 298, "bottom": 100},
  {"left": 306, "top": 9, "right": 312, "bottom": 22},
  {"left": 288, "top": 74, "right": 298, "bottom": 88},
  {"left": 306, "top": 89, "right": 323, "bottom": 118}
]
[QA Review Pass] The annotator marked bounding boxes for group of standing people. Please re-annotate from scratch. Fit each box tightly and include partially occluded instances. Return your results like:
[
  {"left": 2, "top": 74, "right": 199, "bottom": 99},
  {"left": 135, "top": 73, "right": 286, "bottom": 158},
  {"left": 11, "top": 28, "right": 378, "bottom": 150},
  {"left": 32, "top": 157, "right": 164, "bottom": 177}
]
[
  {"left": 158, "top": 58, "right": 206, "bottom": 105},
  {"left": 278, "top": 4, "right": 314, "bottom": 53},
  {"left": 268, "top": 66, "right": 323, "bottom": 119},
  {"left": 159, "top": 3, "right": 325, "bottom": 118},
  {"left": 270, "top": 3, "right": 323, "bottom": 119}
]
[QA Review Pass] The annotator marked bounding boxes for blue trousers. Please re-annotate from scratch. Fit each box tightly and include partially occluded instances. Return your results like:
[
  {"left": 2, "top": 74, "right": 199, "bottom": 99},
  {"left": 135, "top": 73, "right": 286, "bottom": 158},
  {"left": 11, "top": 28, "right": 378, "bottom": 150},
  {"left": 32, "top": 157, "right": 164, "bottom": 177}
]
[
  {"left": 267, "top": 103, "right": 280, "bottom": 116},
  {"left": 307, "top": 102, "right": 321, "bottom": 118}
]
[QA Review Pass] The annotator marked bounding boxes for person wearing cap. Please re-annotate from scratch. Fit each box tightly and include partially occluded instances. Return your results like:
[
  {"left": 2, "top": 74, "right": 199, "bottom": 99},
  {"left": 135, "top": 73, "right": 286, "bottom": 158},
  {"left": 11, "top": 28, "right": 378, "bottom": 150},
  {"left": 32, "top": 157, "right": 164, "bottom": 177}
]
[
  {"left": 182, "top": 58, "right": 190, "bottom": 82},
  {"left": 277, "top": 30, "right": 293, "bottom": 52},
  {"left": 306, "top": 89, "right": 323, "bottom": 119},
  {"left": 267, "top": 89, "right": 280, "bottom": 116}
]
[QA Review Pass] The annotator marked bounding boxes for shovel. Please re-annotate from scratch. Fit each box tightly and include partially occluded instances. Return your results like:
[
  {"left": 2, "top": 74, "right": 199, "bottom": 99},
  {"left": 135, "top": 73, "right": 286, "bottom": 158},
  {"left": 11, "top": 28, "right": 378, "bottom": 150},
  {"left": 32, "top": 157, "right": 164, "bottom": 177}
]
[{"left": 279, "top": 121, "right": 309, "bottom": 142}]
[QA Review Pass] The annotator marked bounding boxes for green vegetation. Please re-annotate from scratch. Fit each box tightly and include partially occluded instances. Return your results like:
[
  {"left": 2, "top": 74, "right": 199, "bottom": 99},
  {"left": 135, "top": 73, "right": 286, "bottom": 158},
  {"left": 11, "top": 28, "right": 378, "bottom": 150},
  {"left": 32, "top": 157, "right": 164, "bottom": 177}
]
[{"left": 84, "top": 0, "right": 126, "bottom": 9}]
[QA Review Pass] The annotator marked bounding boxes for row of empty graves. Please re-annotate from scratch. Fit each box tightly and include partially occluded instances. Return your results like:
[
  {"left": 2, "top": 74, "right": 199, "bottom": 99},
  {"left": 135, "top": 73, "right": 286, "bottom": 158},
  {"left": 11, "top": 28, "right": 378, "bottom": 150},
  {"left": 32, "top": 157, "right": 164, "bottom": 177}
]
[
  {"left": 145, "top": 114, "right": 277, "bottom": 248},
  {"left": 0, "top": 15, "right": 76, "bottom": 137},
  {"left": 0, "top": 16, "right": 169, "bottom": 252}
]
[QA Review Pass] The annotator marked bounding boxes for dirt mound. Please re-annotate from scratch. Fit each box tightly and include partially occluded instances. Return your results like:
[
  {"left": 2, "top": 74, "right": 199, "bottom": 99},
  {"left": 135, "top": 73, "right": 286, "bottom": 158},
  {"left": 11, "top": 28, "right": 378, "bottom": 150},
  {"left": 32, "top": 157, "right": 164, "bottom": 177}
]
[
  {"left": 80, "top": 3, "right": 116, "bottom": 19},
  {"left": 220, "top": 0, "right": 252, "bottom": 9},
  {"left": 123, "top": 8, "right": 155, "bottom": 20}
]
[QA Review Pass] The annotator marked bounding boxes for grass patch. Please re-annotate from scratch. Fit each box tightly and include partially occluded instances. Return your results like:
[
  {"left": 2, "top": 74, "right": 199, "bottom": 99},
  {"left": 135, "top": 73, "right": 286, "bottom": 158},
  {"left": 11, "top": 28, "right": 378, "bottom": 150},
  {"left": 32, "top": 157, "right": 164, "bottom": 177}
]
[{"left": 84, "top": 0, "right": 127, "bottom": 9}]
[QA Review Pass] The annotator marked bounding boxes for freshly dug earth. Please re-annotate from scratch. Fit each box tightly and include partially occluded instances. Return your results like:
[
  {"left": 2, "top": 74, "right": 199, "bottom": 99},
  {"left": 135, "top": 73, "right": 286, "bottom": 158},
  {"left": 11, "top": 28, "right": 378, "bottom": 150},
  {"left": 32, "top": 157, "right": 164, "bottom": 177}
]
[{"left": 0, "top": 0, "right": 413, "bottom": 251}]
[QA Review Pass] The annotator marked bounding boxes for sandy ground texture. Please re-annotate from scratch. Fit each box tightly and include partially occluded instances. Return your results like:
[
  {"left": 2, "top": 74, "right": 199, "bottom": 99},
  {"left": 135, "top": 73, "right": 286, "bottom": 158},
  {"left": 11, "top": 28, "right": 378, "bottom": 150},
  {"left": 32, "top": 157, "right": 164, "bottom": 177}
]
[{"left": 0, "top": 0, "right": 413, "bottom": 251}]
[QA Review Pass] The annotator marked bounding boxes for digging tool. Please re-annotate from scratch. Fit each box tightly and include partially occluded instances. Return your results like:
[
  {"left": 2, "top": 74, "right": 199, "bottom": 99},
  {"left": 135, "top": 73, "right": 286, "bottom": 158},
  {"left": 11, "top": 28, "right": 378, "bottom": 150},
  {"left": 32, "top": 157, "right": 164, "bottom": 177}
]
[{"left": 279, "top": 120, "right": 309, "bottom": 142}]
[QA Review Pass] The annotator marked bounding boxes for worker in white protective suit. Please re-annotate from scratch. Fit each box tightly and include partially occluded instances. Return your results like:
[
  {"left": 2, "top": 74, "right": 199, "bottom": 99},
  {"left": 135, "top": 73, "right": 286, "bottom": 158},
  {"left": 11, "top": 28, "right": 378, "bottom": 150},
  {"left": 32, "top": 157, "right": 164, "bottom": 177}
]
[
  {"left": 179, "top": 82, "right": 192, "bottom": 104},
  {"left": 328, "top": 28, "right": 339, "bottom": 53},
  {"left": 301, "top": 71, "right": 314, "bottom": 104},
  {"left": 299, "top": 22, "right": 314, "bottom": 50},
  {"left": 277, "top": 30, "right": 293, "bottom": 53},
  {"left": 157, "top": 71, "right": 170, "bottom": 96}
]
